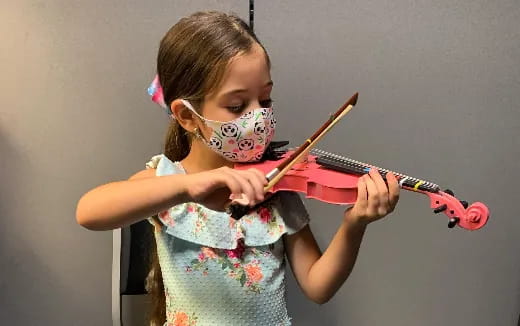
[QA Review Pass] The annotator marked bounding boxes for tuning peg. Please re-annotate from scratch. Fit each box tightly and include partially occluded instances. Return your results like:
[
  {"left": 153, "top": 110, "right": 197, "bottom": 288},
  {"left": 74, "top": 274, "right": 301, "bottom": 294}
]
[
  {"left": 433, "top": 204, "right": 447, "bottom": 214},
  {"left": 448, "top": 217, "right": 460, "bottom": 228},
  {"left": 444, "top": 189, "right": 455, "bottom": 196},
  {"left": 460, "top": 200, "right": 469, "bottom": 209}
]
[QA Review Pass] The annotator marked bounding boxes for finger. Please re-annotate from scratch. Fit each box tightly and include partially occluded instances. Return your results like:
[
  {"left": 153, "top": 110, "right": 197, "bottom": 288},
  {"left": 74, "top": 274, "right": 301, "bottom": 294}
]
[
  {"left": 237, "top": 169, "right": 265, "bottom": 201},
  {"left": 356, "top": 175, "right": 368, "bottom": 210},
  {"left": 386, "top": 172, "right": 400, "bottom": 209},
  {"left": 246, "top": 168, "right": 269, "bottom": 196},
  {"left": 369, "top": 168, "right": 391, "bottom": 215},
  {"left": 221, "top": 169, "right": 256, "bottom": 205},
  {"left": 211, "top": 169, "right": 240, "bottom": 196},
  {"left": 249, "top": 168, "right": 268, "bottom": 186},
  {"left": 231, "top": 171, "right": 257, "bottom": 205},
  {"left": 364, "top": 173, "right": 380, "bottom": 216},
  {"left": 369, "top": 168, "right": 389, "bottom": 205}
]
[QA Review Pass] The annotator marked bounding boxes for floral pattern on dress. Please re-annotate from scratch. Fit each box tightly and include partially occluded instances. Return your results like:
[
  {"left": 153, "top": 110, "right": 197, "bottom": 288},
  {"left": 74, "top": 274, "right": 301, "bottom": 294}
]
[
  {"left": 147, "top": 155, "right": 310, "bottom": 325},
  {"left": 187, "top": 239, "right": 271, "bottom": 294},
  {"left": 258, "top": 206, "right": 285, "bottom": 236},
  {"left": 159, "top": 204, "right": 187, "bottom": 228},
  {"left": 159, "top": 210, "right": 175, "bottom": 227},
  {"left": 188, "top": 203, "right": 208, "bottom": 235},
  {"left": 166, "top": 311, "right": 198, "bottom": 326},
  {"left": 165, "top": 290, "right": 198, "bottom": 325},
  {"left": 158, "top": 192, "right": 291, "bottom": 248}
]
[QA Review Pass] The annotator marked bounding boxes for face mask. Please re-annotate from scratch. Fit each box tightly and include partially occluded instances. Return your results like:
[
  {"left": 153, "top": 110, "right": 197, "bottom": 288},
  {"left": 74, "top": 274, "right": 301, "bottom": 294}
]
[{"left": 181, "top": 100, "right": 276, "bottom": 162}]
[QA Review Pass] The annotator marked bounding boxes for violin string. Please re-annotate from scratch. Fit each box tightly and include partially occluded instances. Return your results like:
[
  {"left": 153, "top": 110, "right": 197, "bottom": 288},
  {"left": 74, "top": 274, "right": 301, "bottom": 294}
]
[
  {"left": 313, "top": 149, "right": 437, "bottom": 192},
  {"left": 312, "top": 148, "right": 421, "bottom": 187},
  {"left": 312, "top": 148, "right": 440, "bottom": 192},
  {"left": 310, "top": 148, "right": 440, "bottom": 193}
]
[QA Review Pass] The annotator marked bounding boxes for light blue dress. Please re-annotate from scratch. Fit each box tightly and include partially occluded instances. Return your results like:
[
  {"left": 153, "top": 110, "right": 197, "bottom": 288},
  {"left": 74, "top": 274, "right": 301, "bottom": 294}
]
[{"left": 145, "top": 154, "right": 310, "bottom": 326}]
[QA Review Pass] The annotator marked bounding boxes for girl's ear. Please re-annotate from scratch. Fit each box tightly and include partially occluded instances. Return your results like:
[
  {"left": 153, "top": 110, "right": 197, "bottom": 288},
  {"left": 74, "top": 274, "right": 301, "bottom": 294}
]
[{"left": 171, "top": 99, "right": 198, "bottom": 132}]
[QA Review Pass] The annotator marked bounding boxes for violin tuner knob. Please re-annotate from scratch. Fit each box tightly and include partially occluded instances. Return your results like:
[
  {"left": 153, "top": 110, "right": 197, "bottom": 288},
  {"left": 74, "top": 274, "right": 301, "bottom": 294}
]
[
  {"left": 433, "top": 204, "right": 448, "bottom": 214},
  {"left": 460, "top": 200, "right": 469, "bottom": 209},
  {"left": 444, "top": 189, "right": 455, "bottom": 196},
  {"left": 448, "top": 217, "right": 460, "bottom": 229}
]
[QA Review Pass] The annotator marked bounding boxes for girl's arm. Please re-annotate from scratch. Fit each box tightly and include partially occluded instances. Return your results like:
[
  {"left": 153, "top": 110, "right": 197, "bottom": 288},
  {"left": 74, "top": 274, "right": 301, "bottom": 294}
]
[
  {"left": 76, "top": 170, "right": 192, "bottom": 230},
  {"left": 76, "top": 166, "right": 268, "bottom": 231},
  {"left": 284, "top": 169, "right": 400, "bottom": 304}
]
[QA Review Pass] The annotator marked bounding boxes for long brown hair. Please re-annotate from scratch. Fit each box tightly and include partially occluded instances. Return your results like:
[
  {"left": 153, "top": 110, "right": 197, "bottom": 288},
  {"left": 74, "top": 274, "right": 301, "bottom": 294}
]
[{"left": 147, "top": 11, "right": 270, "bottom": 325}]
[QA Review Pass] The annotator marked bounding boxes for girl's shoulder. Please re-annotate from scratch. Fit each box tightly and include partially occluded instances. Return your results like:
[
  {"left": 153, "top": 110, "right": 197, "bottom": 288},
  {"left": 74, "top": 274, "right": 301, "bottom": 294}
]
[
  {"left": 128, "top": 168, "right": 156, "bottom": 180},
  {"left": 126, "top": 153, "right": 163, "bottom": 181}
]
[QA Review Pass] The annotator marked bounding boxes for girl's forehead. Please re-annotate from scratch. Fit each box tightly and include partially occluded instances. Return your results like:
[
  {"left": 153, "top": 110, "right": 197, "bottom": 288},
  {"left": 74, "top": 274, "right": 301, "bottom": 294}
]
[{"left": 217, "top": 44, "right": 271, "bottom": 93}]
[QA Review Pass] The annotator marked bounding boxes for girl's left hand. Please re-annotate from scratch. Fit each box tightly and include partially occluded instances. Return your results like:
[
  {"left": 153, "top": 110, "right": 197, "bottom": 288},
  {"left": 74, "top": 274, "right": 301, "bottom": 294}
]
[{"left": 344, "top": 168, "right": 400, "bottom": 226}]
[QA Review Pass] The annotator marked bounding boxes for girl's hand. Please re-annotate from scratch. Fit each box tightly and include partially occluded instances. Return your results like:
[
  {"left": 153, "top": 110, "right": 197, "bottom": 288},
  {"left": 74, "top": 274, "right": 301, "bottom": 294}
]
[
  {"left": 344, "top": 169, "right": 400, "bottom": 226},
  {"left": 182, "top": 166, "right": 267, "bottom": 211}
]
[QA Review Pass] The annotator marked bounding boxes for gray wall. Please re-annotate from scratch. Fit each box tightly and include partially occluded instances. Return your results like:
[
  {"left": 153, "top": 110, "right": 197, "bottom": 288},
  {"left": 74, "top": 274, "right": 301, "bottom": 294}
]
[{"left": 1, "top": 0, "right": 518, "bottom": 325}]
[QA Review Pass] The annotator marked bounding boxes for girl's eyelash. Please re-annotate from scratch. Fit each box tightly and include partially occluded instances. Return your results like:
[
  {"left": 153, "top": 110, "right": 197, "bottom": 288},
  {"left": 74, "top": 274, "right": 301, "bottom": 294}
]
[
  {"left": 226, "top": 99, "right": 274, "bottom": 112},
  {"left": 227, "top": 104, "right": 246, "bottom": 112}
]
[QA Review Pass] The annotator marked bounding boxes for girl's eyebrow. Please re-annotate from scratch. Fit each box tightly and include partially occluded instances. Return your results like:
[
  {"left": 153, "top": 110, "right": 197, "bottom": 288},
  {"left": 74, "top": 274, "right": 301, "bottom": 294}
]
[{"left": 220, "top": 81, "right": 274, "bottom": 97}]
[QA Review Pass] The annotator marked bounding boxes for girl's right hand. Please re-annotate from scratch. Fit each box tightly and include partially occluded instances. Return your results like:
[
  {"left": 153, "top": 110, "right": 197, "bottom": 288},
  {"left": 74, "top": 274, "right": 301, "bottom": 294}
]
[{"left": 182, "top": 166, "right": 267, "bottom": 211}]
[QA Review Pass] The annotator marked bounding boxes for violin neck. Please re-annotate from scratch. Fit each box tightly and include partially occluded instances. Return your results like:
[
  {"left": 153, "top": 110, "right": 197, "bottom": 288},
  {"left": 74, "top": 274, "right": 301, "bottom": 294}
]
[{"left": 311, "top": 149, "right": 440, "bottom": 193}]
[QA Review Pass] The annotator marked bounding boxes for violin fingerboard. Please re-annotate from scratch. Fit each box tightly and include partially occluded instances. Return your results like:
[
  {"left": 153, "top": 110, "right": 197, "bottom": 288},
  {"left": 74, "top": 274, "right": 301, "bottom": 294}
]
[{"left": 311, "top": 149, "right": 440, "bottom": 193}]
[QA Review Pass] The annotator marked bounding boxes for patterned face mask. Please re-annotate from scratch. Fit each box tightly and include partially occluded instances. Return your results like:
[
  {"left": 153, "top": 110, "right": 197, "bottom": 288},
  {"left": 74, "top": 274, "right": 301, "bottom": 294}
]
[{"left": 181, "top": 100, "right": 276, "bottom": 162}]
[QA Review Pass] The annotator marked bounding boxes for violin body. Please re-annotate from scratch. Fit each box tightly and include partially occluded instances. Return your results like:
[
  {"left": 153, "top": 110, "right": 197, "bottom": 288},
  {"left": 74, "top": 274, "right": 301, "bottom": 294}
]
[
  {"left": 236, "top": 150, "right": 489, "bottom": 231},
  {"left": 237, "top": 152, "right": 359, "bottom": 204}
]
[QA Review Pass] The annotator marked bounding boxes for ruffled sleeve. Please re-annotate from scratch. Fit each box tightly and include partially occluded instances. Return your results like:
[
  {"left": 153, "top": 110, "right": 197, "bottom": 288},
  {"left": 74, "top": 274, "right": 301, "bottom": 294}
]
[
  {"left": 144, "top": 154, "right": 310, "bottom": 249},
  {"left": 145, "top": 154, "right": 163, "bottom": 170},
  {"left": 272, "top": 191, "right": 310, "bottom": 235}
]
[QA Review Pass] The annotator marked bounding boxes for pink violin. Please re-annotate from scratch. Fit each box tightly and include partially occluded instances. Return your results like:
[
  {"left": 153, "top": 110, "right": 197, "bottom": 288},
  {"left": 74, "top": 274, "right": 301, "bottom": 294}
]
[{"left": 236, "top": 147, "right": 489, "bottom": 230}]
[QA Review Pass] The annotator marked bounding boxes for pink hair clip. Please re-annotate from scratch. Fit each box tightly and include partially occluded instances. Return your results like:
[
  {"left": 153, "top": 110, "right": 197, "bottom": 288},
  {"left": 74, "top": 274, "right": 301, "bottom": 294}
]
[{"left": 147, "top": 75, "right": 173, "bottom": 118}]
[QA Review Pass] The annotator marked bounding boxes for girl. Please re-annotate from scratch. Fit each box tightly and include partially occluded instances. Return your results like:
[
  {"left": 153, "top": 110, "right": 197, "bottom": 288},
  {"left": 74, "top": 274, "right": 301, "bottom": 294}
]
[{"left": 76, "top": 11, "right": 400, "bottom": 326}]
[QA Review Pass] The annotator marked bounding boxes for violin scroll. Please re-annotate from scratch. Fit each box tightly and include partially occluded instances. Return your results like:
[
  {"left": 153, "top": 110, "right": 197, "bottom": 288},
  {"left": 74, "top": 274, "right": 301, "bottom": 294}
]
[{"left": 427, "top": 190, "right": 489, "bottom": 230}]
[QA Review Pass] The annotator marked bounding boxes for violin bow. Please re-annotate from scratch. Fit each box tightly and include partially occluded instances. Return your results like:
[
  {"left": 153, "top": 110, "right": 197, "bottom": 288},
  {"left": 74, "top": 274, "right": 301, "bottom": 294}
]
[
  {"left": 228, "top": 92, "right": 359, "bottom": 219},
  {"left": 264, "top": 93, "right": 358, "bottom": 190}
]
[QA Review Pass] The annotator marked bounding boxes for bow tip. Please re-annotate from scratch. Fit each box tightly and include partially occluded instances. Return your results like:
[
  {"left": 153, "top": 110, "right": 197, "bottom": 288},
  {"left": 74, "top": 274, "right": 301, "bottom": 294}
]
[{"left": 352, "top": 92, "right": 359, "bottom": 105}]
